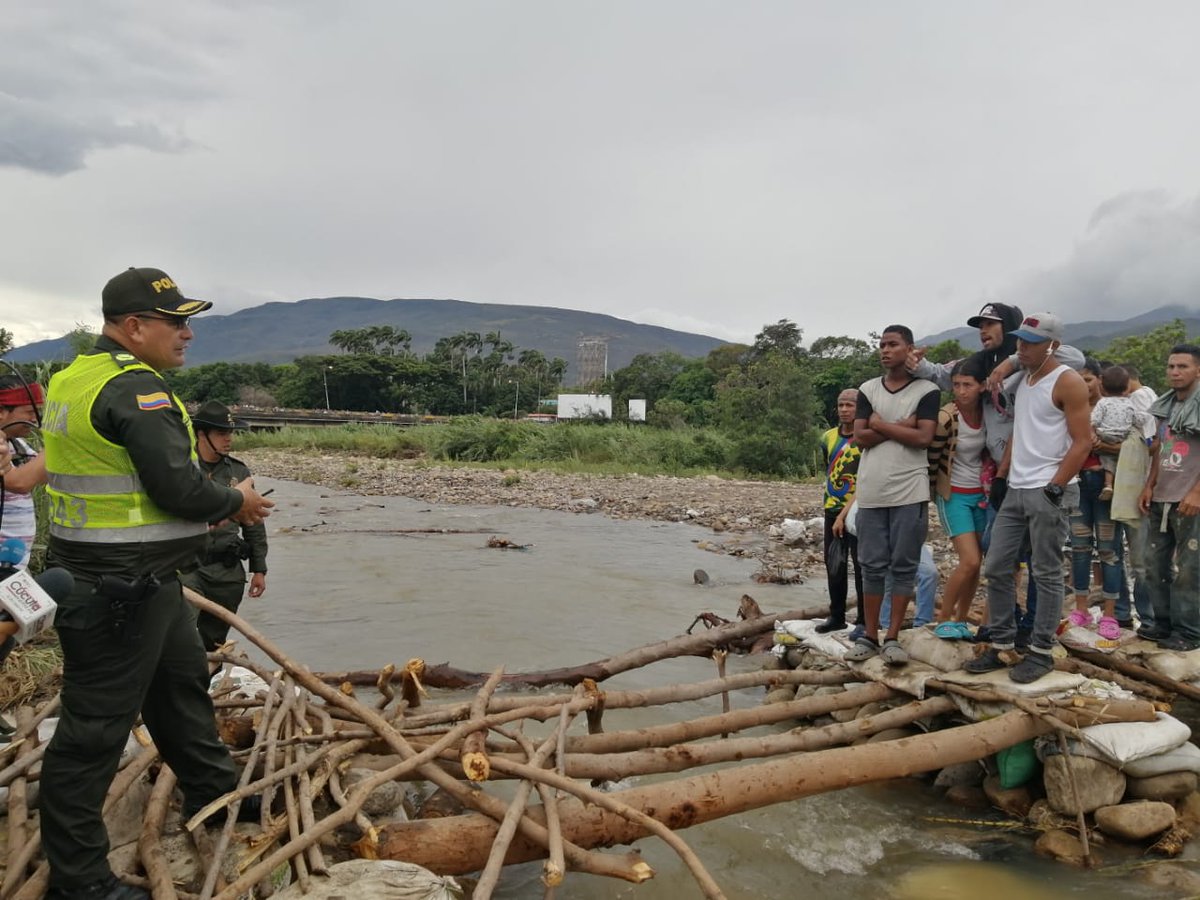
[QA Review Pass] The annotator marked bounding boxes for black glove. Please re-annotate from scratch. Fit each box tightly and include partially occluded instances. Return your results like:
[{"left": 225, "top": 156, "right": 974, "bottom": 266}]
[{"left": 989, "top": 476, "right": 1008, "bottom": 511}]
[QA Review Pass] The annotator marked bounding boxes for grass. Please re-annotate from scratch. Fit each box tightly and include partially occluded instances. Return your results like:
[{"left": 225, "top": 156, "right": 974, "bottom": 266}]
[{"left": 237, "top": 418, "right": 778, "bottom": 479}]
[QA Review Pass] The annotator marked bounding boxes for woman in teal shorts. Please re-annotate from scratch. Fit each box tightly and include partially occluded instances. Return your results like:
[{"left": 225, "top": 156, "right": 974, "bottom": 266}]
[{"left": 927, "top": 358, "right": 990, "bottom": 639}]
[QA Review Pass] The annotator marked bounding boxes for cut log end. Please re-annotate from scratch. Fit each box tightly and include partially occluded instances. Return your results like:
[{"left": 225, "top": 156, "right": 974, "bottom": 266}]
[
  {"left": 462, "top": 751, "right": 491, "bottom": 783},
  {"left": 541, "top": 862, "right": 565, "bottom": 887}
]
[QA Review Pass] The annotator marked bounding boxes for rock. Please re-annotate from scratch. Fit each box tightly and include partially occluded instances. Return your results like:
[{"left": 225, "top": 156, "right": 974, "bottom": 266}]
[
  {"left": 783, "top": 648, "right": 807, "bottom": 669},
  {"left": 983, "top": 775, "right": 1034, "bottom": 818},
  {"left": 1034, "top": 829, "right": 1092, "bottom": 866},
  {"left": 272, "top": 859, "right": 460, "bottom": 900},
  {"left": 105, "top": 772, "right": 154, "bottom": 849},
  {"left": 1043, "top": 755, "right": 1126, "bottom": 814},
  {"left": 763, "top": 686, "right": 798, "bottom": 705},
  {"left": 692, "top": 568, "right": 710, "bottom": 585},
  {"left": 1176, "top": 790, "right": 1200, "bottom": 830},
  {"left": 344, "top": 768, "right": 406, "bottom": 817},
  {"left": 1094, "top": 801, "right": 1176, "bottom": 842},
  {"left": 711, "top": 518, "right": 727, "bottom": 533},
  {"left": 934, "top": 761, "right": 985, "bottom": 789},
  {"left": 945, "top": 784, "right": 990, "bottom": 810},
  {"left": 1027, "top": 799, "right": 1072, "bottom": 831},
  {"left": 1126, "top": 771, "right": 1198, "bottom": 802},
  {"left": 867, "top": 727, "right": 918, "bottom": 743},
  {"left": 1139, "top": 862, "right": 1200, "bottom": 895},
  {"left": 854, "top": 700, "right": 896, "bottom": 721}
]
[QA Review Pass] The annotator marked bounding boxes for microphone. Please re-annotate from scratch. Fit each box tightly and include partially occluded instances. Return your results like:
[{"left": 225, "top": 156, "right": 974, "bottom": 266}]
[
  {"left": 0, "top": 538, "right": 25, "bottom": 572},
  {"left": 34, "top": 568, "right": 75, "bottom": 603}
]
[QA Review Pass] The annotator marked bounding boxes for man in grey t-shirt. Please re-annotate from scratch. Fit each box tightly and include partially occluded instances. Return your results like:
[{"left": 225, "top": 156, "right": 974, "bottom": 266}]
[{"left": 845, "top": 325, "right": 939, "bottom": 666}]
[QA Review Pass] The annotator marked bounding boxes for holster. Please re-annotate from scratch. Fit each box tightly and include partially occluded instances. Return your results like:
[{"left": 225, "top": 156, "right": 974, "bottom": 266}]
[{"left": 93, "top": 572, "right": 161, "bottom": 642}]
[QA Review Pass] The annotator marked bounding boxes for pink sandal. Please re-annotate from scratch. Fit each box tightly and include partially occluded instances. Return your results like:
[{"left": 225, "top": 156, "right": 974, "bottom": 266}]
[
  {"left": 1067, "top": 608, "right": 1091, "bottom": 629},
  {"left": 1097, "top": 616, "right": 1121, "bottom": 641}
]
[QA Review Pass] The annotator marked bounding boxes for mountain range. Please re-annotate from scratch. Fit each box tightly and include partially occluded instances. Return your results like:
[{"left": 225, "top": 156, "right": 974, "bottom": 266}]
[
  {"left": 7, "top": 297, "right": 727, "bottom": 377},
  {"left": 920, "top": 304, "right": 1200, "bottom": 349},
  {"left": 9, "top": 298, "right": 1198, "bottom": 372}
]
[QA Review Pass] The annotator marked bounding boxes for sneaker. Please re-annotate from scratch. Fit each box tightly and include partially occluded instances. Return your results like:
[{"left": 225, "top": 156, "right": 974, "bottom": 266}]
[
  {"left": 844, "top": 637, "right": 879, "bottom": 662},
  {"left": 1138, "top": 626, "right": 1170, "bottom": 642},
  {"left": 1097, "top": 616, "right": 1121, "bottom": 641},
  {"left": 1097, "top": 486, "right": 1114, "bottom": 501},
  {"left": 1010, "top": 651, "right": 1055, "bottom": 683},
  {"left": 814, "top": 619, "right": 848, "bottom": 634},
  {"left": 1157, "top": 635, "right": 1200, "bottom": 652},
  {"left": 1066, "top": 608, "right": 1091, "bottom": 629},
  {"left": 1116, "top": 619, "right": 1134, "bottom": 630},
  {"left": 963, "top": 647, "right": 1009, "bottom": 674},
  {"left": 880, "top": 639, "right": 909, "bottom": 667},
  {"left": 47, "top": 874, "right": 149, "bottom": 900}
]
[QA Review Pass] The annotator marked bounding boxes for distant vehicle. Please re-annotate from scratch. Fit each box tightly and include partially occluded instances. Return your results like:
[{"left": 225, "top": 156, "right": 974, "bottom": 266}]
[{"left": 524, "top": 413, "right": 557, "bottom": 425}]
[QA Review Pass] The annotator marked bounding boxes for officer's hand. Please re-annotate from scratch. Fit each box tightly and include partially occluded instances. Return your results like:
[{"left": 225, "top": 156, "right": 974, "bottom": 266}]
[
  {"left": 233, "top": 478, "right": 274, "bottom": 525},
  {"left": 249, "top": 573, "right": 267, "bottom": 598}
]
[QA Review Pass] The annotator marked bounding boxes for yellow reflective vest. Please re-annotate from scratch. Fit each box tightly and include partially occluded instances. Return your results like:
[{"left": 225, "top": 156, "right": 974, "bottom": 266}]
[{"left": 43, "top": 351, "right": 208, "bottom": 544}]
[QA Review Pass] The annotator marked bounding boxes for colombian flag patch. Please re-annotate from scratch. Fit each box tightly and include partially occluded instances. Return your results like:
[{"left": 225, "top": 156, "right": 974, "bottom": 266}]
[{"left": 136, "top": 392, "right": 172, "bottom": 411}]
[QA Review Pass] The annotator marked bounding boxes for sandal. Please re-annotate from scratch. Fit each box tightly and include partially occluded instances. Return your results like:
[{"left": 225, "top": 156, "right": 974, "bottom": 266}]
[
  {"left": 1097, "top": 616, "right": 1121, "bottom": 641},
  {"left": 934, "top": 621, "right": 963, "bottom": 640},
  {"left": 1067, "top": 608, "right": 1091, "bottom": 629}
]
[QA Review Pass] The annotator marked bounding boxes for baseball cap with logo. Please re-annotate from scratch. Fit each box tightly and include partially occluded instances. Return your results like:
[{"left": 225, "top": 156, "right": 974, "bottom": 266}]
[
  {"left": 102, "top": 267, "right": 213, "bottom": 318},
  {"left": 1010, "top": 312, "right": 1064, "bottom": 344},
  {"left": 966, "top": 303, "right": 1006, "bottom": 328}
]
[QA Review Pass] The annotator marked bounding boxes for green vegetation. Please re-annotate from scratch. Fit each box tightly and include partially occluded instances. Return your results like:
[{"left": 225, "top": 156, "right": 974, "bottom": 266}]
[{"left": 239, "top": 419, "right": 737, "bottom": 477}]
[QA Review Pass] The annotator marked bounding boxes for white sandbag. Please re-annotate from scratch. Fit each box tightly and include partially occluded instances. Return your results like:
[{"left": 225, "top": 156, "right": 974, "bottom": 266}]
[
  {"left": 775, "top": 619, "right": 850, "bottom": 660},
  {"left": 1076, "top": 712, "right": 1191, "bottom": 765},
  {"left": 1124, "top": 741, "right": 1200, "bottom": 778},
  {"left": 1056, "top": 607, "right": 1134, "bottom": 654},
  {"left": 1136, "top": 647, "right": 1200, "bottom": 683},
  {"left": 210, "top": 664, "right": 271, "bottom": 699}
]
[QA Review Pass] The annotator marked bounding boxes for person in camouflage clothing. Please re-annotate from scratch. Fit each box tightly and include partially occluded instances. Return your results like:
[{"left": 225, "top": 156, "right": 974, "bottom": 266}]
[{"left": 180, "top": 400, "right": 268, "bottom": 650}]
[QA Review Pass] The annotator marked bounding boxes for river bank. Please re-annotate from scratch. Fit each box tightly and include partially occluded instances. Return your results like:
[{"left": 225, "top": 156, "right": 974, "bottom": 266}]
[{"left": 241, "top": 449, "right": 835, "bottom": 579}]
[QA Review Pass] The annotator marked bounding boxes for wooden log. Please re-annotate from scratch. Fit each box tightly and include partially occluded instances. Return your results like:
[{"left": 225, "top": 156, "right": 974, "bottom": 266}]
[
  {"left": 1066, "top": 646, "right": 1200, "bottom": 701},
  {"left": 370, "top": 708, "right": 1049, "bottom": 875},
  {"left": 139, "top": 765, "right": 180, "bottom": 900},
  {"left": 311, "top": 606, "right": 829, "bottom": 689},
  {"left": 1, "top": 708, "right": 34, "bottom": 897},
  {"left": 461, "top": 667, "right": 504, "bottom": 783}
]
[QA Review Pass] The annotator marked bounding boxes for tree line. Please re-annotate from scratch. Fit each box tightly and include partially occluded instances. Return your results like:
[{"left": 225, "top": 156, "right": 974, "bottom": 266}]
[{"left": 4, "top": 318, "right": 1194, "bottom": 477}]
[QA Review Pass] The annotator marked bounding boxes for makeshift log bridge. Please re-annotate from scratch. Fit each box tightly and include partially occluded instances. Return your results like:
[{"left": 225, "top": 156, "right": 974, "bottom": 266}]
[{"left": 0, "top": 594, "right": 1174, "bottom": 900}]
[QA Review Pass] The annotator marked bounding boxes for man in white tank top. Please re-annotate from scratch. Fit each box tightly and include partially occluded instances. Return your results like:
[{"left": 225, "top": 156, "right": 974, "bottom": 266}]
[{"left": 964, "top": 313, "right": 1092, "bottom": 683}]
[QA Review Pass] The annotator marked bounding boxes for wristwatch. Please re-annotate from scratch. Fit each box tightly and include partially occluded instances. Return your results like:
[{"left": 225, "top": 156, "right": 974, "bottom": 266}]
[{"left": 1044, "top": 483, "right": 1064, "bottom": 505}]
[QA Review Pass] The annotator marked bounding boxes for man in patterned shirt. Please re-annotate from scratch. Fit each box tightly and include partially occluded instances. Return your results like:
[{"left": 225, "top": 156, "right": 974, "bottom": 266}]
[{"left": 816, "top": 388, "right": 862, "bottom": 633}]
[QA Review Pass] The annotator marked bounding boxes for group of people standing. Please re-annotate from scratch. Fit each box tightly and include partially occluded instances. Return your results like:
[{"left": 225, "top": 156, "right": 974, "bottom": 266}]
[
  {"left": 0, "top": 267, "right": 274, "bottom": 900},
  {"left": 818, "top": 303, "right": 1200, "bottom": 684}
]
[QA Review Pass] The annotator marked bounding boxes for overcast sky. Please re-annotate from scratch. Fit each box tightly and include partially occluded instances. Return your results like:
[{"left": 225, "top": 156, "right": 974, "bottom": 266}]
[{"left": 4, "top": 1, "right": 1200, "bottom": 349}]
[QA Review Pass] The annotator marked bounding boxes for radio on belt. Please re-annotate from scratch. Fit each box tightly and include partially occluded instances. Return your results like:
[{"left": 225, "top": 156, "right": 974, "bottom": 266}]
[{"left": 0, "top": 569, "right": 58, "bottom": 643}]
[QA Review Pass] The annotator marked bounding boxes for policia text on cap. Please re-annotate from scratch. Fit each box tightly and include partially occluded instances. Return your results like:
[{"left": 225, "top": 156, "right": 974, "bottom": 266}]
[{"left": 38, "top": 267, "right": 274, "bottom": 900}]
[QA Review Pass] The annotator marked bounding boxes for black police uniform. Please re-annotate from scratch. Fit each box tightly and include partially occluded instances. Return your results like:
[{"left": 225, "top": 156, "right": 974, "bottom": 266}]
[
  {"left": 41, "top": 336, "right": 243, "bottom": 895},
  {"left": 180, "top": 448, "right": 268, "bottom": 650}
]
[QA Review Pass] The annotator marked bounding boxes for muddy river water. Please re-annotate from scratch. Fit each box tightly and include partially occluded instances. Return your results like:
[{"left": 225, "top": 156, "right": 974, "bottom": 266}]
[{"left": 243, "top": 476, "right": 1183, "bottom": 899}]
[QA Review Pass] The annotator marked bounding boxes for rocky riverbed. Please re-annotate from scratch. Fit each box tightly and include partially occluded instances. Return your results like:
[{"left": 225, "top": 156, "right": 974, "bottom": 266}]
[{"left": 241, "top": 450, "right": 962, "bottom": 587}]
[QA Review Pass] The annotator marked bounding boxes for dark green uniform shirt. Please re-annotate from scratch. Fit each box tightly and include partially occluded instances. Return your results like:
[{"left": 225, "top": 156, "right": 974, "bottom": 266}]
[
  {"left": 48, "top": 336, "right": 244, "bottom": 583},
  {"left": 197, "top": 453, "right": 268, "bottom": 579}
]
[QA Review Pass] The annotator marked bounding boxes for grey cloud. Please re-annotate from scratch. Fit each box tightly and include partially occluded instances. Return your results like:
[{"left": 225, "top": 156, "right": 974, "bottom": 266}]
[
  {"left": 0, "top": 95, "right": 192, "bottom": 175},
  {"left": 0, "top": 2, "right": 235, "bottom": 174},
  {"left": 1010, "top": 192, "right": 1200, "bottom": 319}
]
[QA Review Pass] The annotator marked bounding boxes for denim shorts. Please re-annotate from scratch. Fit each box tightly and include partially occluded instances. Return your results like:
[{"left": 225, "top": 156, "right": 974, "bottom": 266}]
[{"left": 936, "top": 489, "right": 987, "bottom": 538}]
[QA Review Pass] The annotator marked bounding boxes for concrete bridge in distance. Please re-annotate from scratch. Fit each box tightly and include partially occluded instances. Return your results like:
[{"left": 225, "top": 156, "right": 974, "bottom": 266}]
[{"left": 218, "top": 407, "right": 446, "bottom": 431}]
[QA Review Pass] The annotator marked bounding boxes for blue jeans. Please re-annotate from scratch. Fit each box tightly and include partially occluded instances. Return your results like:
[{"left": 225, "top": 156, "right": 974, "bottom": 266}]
[
  {"left": 1070, "top": 469, "right": 1124, "bottom": 601},
  {"left": 880, "top": 544, "right": 937, "bottom": 627},
  {"left": 1113, "top": 519, "right": 1155, "bottom": 627}
]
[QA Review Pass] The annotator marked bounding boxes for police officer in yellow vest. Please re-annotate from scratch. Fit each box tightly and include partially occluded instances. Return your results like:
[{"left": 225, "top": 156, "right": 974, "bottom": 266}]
[
  {"left": 40, "top": 267, "right": 275, "bottom": 900},
  {"left": 180, "top": 400, "right": 269, "bottom": 651}
]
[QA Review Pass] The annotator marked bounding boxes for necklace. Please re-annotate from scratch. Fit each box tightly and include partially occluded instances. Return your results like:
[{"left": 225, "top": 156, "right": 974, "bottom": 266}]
[{"left": 1025, "top": 350, "right": 1055, "bottom": 386}]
